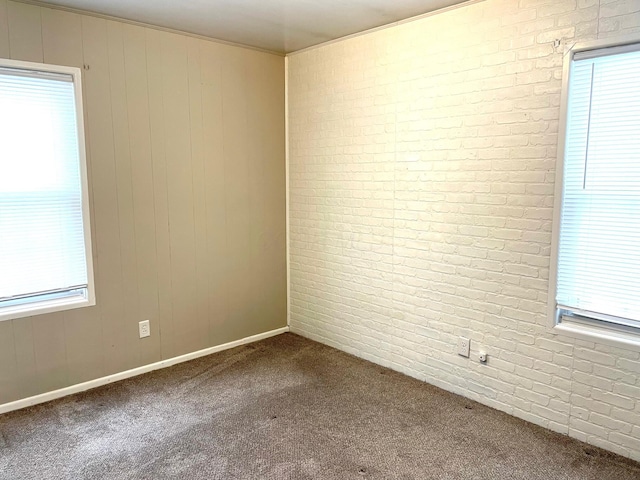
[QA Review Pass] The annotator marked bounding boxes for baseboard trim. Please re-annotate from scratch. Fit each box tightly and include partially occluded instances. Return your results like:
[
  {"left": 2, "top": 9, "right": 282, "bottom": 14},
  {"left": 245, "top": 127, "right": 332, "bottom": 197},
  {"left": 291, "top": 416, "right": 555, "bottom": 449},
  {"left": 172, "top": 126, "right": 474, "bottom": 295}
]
[{"left": 0, "top": 326, "right": 290, "bottom": 415}]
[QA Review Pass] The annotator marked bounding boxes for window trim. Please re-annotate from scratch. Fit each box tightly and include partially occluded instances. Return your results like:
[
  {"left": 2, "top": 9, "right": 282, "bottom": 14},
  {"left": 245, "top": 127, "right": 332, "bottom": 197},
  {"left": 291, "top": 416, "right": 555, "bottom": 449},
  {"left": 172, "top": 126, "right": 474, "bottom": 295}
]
[
  {"left": 0, "top": 58, "right": 95, "bottom": 322},
  {"left": 548, "top": 33, "right": 640, "bottom": 349}
]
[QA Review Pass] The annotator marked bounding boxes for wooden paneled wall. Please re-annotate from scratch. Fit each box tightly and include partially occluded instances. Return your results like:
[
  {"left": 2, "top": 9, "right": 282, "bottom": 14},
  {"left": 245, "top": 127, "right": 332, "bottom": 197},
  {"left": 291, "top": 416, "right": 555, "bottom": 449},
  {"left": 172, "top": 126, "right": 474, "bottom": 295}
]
[{"left": 0, "top": 0, "right": 286, "bottom": 404}]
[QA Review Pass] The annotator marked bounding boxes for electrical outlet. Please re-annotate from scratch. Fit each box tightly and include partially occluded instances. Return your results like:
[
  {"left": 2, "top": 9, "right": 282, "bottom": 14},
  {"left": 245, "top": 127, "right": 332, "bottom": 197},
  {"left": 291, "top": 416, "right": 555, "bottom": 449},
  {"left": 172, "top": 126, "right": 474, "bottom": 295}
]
[
  {"left": 139, "top": 320, "right": 150, "bottom": 338},
  {"left": 457, "top": 337, "right": 470, "bottom": 358}
]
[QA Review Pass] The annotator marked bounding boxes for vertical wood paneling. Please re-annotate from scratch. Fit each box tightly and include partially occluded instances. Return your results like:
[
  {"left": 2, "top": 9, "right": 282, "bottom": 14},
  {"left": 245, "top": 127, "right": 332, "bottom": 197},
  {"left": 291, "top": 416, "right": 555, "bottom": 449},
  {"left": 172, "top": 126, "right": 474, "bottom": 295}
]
[
  {"left": 122, "top": 23, "right": 161, "bottom": 366},
  {"left": 31, "top": 313, "right": 68, "bottom": 392},
  {"left": 222, "top": 49, "right": 252, "bottom": 341},
  {"left": 145, "top": 27, "right": 175, "bottom": 359},
  {"left": 7, "top": 1, "right": 42, "bottom": 62},
  {"left": 248, "top": 53, "right": 287, "bottom": 332},
  {"left": 10, "top": 321, "right": 36, "bottom": 399},
  {"left": 107, "top": 20, "right": 139, "bottom": 371},
  {"left": 41, "top": 8, "right": 81, "bottom": 65},
  {"left": 247, "top": 51, "right": 269, "bottom": 335},
  {"left": 0, "top": 5, "right": 286, "bottom": 405},
  {"left": 82, "top": 16, "right": 127, "bottom": 376},
  {"left": 0, "top": 0, "right": 9, "bottom": 58},
  {"left": 187, "top": 38, "right": 210, "bottom": 352},
  {"left": 200, "top": 41, "right": 230, "bottom": 345},
  {"left": 162, "top": 33, "right": 199, "bottom": 357}
]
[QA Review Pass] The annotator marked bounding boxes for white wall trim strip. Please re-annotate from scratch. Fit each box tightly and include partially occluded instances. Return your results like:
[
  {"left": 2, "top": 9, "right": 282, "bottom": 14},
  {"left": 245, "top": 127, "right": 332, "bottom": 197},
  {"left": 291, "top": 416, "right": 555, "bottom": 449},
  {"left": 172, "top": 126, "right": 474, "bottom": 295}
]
[
  {"left": 0, "top": 326, "right": 289, "bottom": 415},
  {"left": 13, "top": 0, "right": 284, "bottom": 56},
  {"left": 286, "top": 0, "right": 486, "bottom": 56},
  {"left": 285, "top": 55, "right": 291, "bottom": 328}
]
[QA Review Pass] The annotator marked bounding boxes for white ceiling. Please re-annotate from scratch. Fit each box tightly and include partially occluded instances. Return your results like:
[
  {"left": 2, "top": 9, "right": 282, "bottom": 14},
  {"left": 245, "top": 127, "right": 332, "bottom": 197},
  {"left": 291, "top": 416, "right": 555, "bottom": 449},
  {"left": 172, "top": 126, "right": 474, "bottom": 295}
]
[{"left": 35, "top": 0, "right": 469, "bottom": 54}]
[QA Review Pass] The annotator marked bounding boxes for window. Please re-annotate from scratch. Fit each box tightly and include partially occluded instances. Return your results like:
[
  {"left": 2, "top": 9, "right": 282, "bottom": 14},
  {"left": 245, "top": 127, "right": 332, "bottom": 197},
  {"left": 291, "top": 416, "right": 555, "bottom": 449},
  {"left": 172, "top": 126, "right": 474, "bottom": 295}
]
[
  {"left": 550, "top": 38, "right": 640, "bottom": 346},
  {"left": 0, "top": 59, "right": 94, "bottom": 321}
]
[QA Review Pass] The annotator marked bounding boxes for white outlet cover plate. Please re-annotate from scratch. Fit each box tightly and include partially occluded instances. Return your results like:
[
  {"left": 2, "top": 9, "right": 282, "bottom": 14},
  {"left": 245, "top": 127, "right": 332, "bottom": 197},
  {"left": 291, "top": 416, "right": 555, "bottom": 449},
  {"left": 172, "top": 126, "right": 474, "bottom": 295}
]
[
  {"left": 139, "top": 320, "right": 151, "bottom": 338},
  {"left": 457, "top": 337, "right": 470, "bottom": 357}
]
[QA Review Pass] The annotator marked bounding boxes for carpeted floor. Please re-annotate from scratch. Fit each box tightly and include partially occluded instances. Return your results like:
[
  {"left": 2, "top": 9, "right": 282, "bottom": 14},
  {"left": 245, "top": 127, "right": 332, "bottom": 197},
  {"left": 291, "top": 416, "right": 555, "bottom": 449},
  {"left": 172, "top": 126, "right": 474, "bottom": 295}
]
[{"left": 1, "top": 333, "right": 639, "bottom": 479}]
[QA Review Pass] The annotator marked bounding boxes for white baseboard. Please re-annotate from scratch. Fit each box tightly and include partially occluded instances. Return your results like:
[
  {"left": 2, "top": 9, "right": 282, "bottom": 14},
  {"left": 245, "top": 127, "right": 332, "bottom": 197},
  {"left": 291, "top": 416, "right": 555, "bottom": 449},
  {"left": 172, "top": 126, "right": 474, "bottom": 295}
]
[{"left": 0, "top": 326, "right": 290, "bottom": 415}]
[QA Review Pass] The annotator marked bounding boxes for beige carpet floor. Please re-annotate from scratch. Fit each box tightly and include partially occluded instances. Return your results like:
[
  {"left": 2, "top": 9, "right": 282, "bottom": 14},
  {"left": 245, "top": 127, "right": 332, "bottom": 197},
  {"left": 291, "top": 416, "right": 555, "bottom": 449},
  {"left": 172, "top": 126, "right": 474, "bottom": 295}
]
[{"left": 0, "top": 333, "right": 639, "bottom": 479}]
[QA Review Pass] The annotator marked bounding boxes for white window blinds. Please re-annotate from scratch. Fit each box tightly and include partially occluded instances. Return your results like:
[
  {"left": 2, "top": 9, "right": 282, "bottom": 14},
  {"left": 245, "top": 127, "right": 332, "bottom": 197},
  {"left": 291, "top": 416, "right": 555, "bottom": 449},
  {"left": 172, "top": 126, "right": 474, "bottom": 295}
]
[
  {"left": 0, "top": 66, "right": 90, "bottom": 312},
  {"left": 556, "top": 45, "right": 640, "bottom": 329}
]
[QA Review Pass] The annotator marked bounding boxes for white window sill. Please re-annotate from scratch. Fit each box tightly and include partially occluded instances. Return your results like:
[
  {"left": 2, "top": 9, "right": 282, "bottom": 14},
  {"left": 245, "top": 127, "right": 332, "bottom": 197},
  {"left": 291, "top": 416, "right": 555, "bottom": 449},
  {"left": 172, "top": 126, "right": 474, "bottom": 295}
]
[
  {"left": 553, "top": 320, "right": 640, "bottom": 351},
  {"left": 0, "top": 294, "right": 95, "bottom": 322}
]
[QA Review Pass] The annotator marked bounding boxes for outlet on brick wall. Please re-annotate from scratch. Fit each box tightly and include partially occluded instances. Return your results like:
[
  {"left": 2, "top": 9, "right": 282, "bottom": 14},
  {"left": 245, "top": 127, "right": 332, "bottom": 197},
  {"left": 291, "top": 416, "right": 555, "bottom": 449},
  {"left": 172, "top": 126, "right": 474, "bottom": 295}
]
[{"left": 458, "top": 337, "right": 470, "bottom": 358}]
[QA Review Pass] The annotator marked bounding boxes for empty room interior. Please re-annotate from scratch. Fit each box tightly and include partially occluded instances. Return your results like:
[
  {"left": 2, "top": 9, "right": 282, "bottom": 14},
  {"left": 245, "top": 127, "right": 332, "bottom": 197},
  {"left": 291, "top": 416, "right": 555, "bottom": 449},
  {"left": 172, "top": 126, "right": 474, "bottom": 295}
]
[{"left": 1, "top": 0, "right": 640, "bottom": 478}]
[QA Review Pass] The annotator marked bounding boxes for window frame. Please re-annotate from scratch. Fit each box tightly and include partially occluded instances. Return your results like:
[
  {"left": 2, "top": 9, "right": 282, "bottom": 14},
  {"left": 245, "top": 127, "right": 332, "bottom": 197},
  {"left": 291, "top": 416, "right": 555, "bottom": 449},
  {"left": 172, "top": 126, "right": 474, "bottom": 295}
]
[
  {"left": 548, "top": 33, "right": 640, "bottom": 349},
  {"left": 0, "top": 58, "right": 95, "bottom": 322}
]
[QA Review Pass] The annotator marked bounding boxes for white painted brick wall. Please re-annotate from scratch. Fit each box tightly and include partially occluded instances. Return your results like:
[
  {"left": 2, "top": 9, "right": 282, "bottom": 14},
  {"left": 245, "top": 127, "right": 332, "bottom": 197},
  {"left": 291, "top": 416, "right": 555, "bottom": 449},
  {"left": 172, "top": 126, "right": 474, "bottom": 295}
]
[{"left": 288, "top": 0, "right": 640, "bottom": 462}]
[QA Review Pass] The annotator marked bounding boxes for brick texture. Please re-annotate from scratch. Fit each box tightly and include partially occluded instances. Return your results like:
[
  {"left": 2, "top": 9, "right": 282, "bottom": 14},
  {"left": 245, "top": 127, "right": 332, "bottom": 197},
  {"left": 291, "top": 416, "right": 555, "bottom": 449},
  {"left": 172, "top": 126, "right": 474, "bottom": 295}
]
[{"left": 288, "top": 0, "right": 640, "bottom": 461}]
